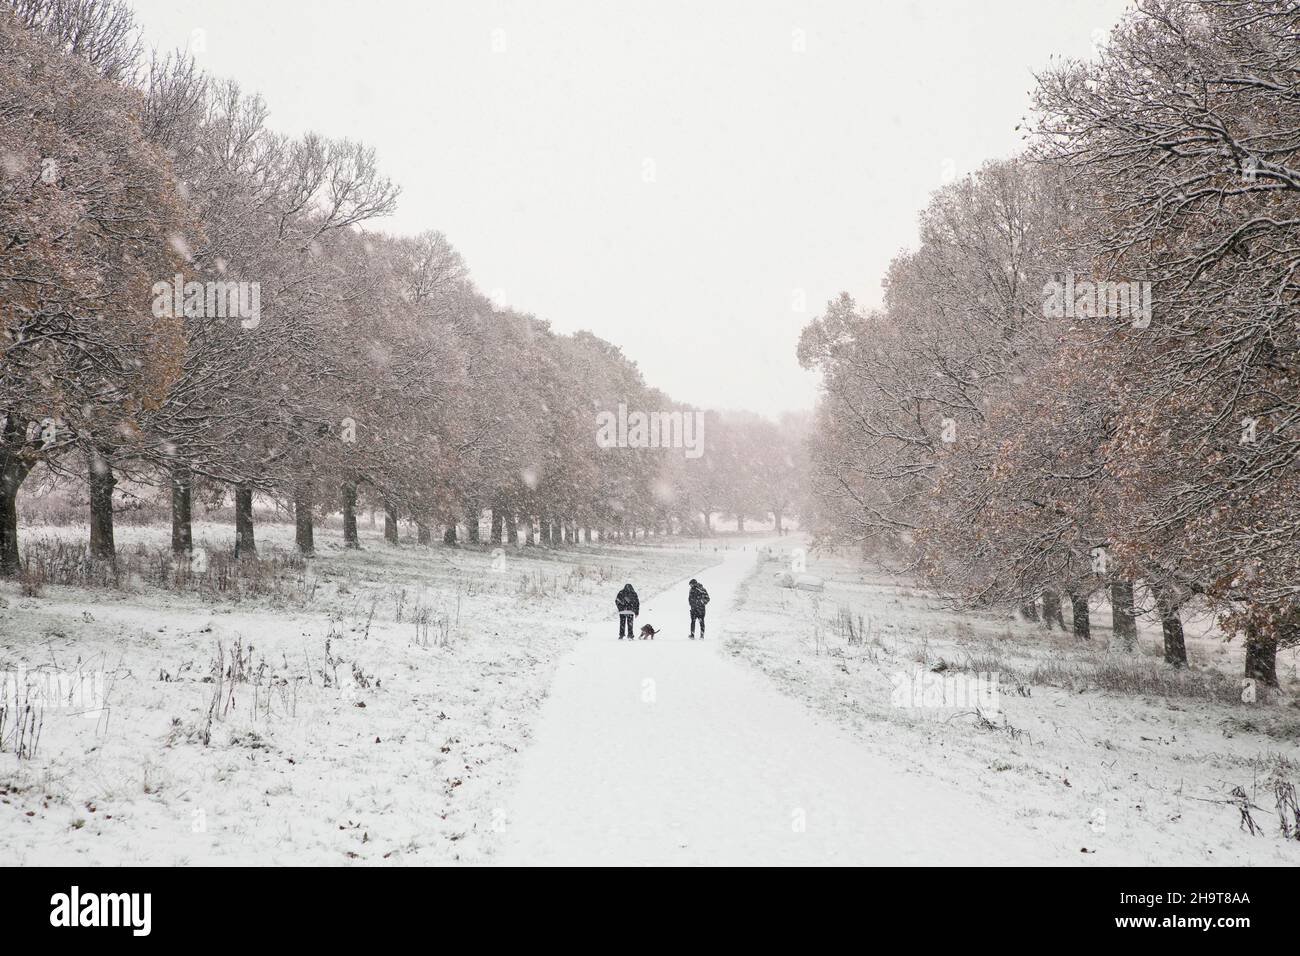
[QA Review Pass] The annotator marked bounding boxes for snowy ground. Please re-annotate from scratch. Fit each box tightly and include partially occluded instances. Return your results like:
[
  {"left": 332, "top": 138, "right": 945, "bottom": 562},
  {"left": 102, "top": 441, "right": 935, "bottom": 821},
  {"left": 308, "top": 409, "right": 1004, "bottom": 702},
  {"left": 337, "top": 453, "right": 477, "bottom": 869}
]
[
  {"left": 4, "top": 521, "right": 1297, "bottom": 865},
  {"left": 0, "top": 518, "right": 725, "bottom": 864},
  {"left": 721, "top": 537, "right": 1300, "bottom": 865},
  {"left": 499, "top": 541, "right": 1069, "bottom": 864}
]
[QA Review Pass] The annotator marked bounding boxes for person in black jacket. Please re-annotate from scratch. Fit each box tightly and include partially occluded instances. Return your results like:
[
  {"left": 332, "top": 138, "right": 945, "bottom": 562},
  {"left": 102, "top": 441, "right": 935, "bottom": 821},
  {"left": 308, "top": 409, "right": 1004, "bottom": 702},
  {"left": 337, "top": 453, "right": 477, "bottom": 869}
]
[
  {"left": 687, "top": 578, "right": 710, "bottom": 639},
  {"left": 615, "top": 583, "right": 640, "bottom": 639}
]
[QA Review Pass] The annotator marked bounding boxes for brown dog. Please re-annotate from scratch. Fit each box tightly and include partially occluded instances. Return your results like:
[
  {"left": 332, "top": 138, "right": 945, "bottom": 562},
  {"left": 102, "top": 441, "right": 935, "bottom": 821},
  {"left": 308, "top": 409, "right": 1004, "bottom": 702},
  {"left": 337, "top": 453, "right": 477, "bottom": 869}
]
[{"left": 639, "top": 624, "right": 658, "bottom": 640}]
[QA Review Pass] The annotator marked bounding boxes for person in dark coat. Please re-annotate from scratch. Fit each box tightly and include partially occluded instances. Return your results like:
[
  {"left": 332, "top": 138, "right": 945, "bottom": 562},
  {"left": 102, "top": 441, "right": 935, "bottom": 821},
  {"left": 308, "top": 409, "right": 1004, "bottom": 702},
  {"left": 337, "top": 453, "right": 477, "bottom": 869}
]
[
  {"left": 687, "top": 578, "right": 710, "bottom": 639},
  {"left": 615, "top": 583, "right": 640, "bottom": 639}
]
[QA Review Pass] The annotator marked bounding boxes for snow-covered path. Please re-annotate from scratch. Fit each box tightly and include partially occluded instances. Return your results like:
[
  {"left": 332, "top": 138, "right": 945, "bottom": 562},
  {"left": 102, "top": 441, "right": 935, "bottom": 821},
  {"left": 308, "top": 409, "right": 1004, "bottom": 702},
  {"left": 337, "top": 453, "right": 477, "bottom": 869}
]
[{"left": 499, "top": 543, "right": 1071, "bottom": 866}]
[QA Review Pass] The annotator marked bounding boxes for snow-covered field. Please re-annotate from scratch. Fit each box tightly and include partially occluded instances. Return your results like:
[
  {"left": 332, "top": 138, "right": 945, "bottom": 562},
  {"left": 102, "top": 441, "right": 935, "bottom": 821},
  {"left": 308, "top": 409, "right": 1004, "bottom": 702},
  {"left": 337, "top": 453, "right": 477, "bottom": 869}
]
[
  {"left": 499, "top": 540, "right": 1071, "bottom": 865},
  {"left": 723, "top": 537, "right": 1300, "bottom": 865},
  {"left": 4, "top": 521, "right": 1297, "bottom": 865},
  {"left": 0, "top": 519, "right": 724, "bottom": 864}
]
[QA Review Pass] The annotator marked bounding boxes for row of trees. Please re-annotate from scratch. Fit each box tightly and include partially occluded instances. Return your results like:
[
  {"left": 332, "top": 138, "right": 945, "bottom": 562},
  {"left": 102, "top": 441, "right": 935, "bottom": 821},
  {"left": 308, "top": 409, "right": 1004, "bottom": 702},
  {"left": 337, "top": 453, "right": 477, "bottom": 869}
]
[
  {"left": 799, "top": 0, "right": 1298, "bottom": 684},
  {"left": 0, "top": 1, "right": 805, "bottom": 578}
]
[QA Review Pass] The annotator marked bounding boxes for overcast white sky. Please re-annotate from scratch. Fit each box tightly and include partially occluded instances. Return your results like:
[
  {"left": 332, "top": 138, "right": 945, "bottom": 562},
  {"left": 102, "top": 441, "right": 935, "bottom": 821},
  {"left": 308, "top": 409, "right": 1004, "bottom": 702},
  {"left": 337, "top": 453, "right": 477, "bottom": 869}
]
[{"left": 128, "top": 0, "right": 1132, "bottom": 417}]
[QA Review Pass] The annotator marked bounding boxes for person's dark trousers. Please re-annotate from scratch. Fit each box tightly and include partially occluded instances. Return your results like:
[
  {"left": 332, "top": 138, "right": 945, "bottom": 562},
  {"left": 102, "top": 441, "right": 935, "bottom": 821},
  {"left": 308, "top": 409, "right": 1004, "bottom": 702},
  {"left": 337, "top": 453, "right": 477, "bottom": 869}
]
[
  {"left": 620, "top": 613, "right": 635, "bottom": 639},
  {"left": 690, "top": 609, "right": 705, "bottom": 638}
]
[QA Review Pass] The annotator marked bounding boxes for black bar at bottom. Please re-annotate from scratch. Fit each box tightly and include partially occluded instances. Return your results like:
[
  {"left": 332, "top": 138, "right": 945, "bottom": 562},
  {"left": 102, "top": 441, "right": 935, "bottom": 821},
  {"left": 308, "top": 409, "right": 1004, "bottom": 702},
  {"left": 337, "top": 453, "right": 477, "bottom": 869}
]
[{"left": 0, "top": 865, "right": 1285, "bottom": 941}]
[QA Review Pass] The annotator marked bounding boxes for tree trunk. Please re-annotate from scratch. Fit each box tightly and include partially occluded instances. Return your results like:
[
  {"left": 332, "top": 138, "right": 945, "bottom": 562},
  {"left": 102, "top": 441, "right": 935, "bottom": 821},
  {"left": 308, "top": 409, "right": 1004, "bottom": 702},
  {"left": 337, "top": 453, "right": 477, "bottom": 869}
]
[
  {"left": 1152, "top": 586, "right": 1187, "bottom": 667},
  {"left": 1019, "top": 601, "right": 1039, "bottom": 622},
  {"left": 416, "top": 521, "right": 431, "bottom": 545},
  {"left": 540, "top": 514, "right": 552, "bottom": 546},
  {"left": 1244, "top": 623, "right": 1278, "bottom": 687},
  {"left": 294, "top": 481, "right": 314, "bottom": 555},
  {"left": 702, "top": 511, "right": 712, "bottom": 534},
  {"left": 491, "top": 506, "right": 504, "bottom": 544},
  {"left": 0, "top": 463, "right": 23, "bottom": 574},
  {"left": 1041, "top": 591, "right": 1066, "bottom": 630},
  {"left": 234, "top": 484, "right": 256, "bottom": 557},
  {"left": 773, "top": 507, "right": 783, "bottom": 535},
  {"left": 170, "top": 464, "right": 192, "bottom": 554},
  {"left": 465, "top": 506, "right": 481, "bottom": 544},
  {"left": 526, "top": 517, "right": 536, "bottom": 546},
  {"left": 507, "top": 513, "right": 518, "bottom": 545},
  {"left": 384, "top": 499, "right": 399, "bottom": 544},
  {"left": 0, "top": 429, "right": 31, "bottom": 577},
  {"left": 88, "top": 451, "right": 116, "bottom": 561},
  {"left": 737, "top": 514, "right": 745, "bottom": 533},
  {"left": 341, "top": 481, "right": 360, "bottom": 549},
  {"left": 1069, "top": 592, "right": 1090, "bottom": 640},
  {"left": 443, "top": 523, "right": 457, "bottom": 545},
  {"left": 1110, "top": 580, "right": 1138, "bottom": 652}
]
